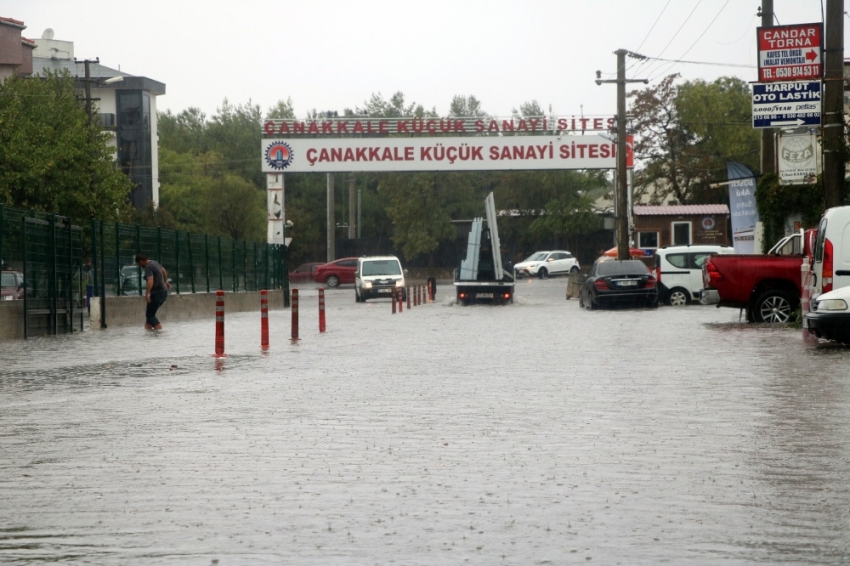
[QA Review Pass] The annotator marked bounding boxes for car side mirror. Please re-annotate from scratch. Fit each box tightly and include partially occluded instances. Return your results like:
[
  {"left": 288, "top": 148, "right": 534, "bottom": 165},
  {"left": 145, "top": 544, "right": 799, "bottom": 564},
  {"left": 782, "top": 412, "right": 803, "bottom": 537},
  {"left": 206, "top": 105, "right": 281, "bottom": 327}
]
[{"left": 547, "top": 258, "right": 554, "bottom": 262}]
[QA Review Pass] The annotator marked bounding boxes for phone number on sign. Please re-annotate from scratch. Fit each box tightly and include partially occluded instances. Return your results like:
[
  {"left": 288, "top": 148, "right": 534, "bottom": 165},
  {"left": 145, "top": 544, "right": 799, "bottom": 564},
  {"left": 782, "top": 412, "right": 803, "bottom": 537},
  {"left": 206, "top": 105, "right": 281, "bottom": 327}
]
[{"left": 762, "top": 65, "right": 821, "bottom": 79}]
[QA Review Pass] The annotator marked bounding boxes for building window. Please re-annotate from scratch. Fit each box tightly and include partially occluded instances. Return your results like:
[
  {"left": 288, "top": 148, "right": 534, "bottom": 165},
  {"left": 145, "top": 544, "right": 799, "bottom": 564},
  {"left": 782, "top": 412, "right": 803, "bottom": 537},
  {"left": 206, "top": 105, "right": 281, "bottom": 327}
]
[
  {"left": 638, "top": 231, "right": 659, "bottom": 249},
  {"left": 117, "top": 90, "right": 153, "bottom": 209},
  {"left": 672, "top": 221, "right": 691, "bottom": 246}
]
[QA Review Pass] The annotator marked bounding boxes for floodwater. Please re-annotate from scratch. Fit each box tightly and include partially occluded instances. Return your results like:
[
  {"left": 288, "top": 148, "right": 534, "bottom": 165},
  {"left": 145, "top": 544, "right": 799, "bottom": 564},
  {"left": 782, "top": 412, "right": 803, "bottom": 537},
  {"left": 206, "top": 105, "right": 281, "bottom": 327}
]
[{"left": 1, "top": 280, "right": 850, "bottom": 565}]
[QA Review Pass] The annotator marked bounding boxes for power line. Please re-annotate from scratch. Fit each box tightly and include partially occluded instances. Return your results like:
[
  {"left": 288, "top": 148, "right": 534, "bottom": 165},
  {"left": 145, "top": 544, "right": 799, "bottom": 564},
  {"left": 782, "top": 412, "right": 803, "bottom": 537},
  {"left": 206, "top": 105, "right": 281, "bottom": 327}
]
[
  {"left": 640, "top": 55, "right": 754, "bottom": 70},
  {"left": 627, "top": 0, "right": 674, "bottom": 73},
  {"left": 649, "top": 0, "right": 732, "bottom": 81},
  {"left": 641, "top": 0, "right": 704, "bottom": 77}
]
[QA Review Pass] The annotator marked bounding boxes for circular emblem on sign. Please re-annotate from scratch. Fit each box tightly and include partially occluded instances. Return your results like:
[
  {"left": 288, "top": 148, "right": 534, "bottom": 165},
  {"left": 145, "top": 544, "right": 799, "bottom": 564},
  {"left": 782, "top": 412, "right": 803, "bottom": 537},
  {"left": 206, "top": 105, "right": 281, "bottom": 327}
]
[
  {"left": 781, "top": 136, "right": 814, "bottom": 164},
  {"left": 702, "top": 216, "right": 716, "bottom": 231},
  {"left": 265, "top": 141, "right": 294, "bottom": 170}
]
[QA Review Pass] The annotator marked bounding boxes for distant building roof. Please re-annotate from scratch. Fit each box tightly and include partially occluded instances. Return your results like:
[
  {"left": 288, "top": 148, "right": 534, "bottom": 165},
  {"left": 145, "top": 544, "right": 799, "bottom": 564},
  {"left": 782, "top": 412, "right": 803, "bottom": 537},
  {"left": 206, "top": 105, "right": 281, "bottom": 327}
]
[
  {"left": 634, "top": 204, "right": 730, "bottom": 216},
  {"left": 31, "top": 57, "right": 165, "bottom": 95}
]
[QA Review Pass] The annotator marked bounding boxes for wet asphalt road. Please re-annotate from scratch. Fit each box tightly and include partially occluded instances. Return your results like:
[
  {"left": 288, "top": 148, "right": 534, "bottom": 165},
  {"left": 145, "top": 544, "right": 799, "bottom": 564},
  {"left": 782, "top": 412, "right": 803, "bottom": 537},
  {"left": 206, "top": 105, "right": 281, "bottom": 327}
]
[{"left": 1, "top": 279, "right": 850, "bottom": 565}]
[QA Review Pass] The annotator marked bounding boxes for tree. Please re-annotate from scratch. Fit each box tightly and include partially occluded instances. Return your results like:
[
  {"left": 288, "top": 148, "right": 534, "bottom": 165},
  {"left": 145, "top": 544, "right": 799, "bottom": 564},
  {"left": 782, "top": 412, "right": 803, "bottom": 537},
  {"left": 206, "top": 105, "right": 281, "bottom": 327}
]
[
  {"left": 513, "top": 100, "right": 545, "bottom": 118},
  {"left": 0, "top": 70, "right": 133, "bottom": 221},
  {"left": 205, "top": 173, "right": 265, "bottom": 241},
  {"left": 347, "top": 91, "right": 435, "bottom": 118},
  {"left": 630, "top": 74, "right": 759, "bottom": 204},
  {"left": 449, "top": 95, "right": 488, "bottom": 118},
  {"left": 266, "top": 98, "right": 296, "bottom": 120}
]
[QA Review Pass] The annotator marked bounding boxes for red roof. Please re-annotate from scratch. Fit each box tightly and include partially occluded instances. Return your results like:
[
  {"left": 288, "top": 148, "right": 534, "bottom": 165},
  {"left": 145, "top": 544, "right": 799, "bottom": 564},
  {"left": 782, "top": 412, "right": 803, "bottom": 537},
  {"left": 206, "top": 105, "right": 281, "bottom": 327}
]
[
  {"left": 21, "top": 37, "right": 35, "bottom": 46},
  {"left": 0, "top": 16, "right": 25, "bottom": 26},
  {"left": 634, "top": 205, "right": 729, "bottom": 216}
]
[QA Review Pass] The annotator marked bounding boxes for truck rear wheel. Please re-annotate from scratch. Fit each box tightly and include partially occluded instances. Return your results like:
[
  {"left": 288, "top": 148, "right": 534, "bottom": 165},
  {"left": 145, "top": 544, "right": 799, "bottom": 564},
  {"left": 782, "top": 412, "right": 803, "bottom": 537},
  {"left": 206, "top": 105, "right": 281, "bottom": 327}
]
[{"left": 753, "top": 289, "right": 795, "bottom": 323}]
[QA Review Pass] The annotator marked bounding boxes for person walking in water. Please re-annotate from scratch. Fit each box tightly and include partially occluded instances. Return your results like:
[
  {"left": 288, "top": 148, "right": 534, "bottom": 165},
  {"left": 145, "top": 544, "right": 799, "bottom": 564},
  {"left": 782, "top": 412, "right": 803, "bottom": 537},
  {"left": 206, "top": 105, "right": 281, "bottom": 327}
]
[{"left": 135, "top": 254, "right": 170, "bottom": 330}]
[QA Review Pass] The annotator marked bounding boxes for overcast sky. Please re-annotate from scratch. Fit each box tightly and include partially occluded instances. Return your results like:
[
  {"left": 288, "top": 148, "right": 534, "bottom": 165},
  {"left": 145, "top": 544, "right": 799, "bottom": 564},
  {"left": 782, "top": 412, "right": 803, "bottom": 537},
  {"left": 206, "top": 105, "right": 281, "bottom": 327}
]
[{"left": 6, "top": 1, "right": 840, "bottom": 119}]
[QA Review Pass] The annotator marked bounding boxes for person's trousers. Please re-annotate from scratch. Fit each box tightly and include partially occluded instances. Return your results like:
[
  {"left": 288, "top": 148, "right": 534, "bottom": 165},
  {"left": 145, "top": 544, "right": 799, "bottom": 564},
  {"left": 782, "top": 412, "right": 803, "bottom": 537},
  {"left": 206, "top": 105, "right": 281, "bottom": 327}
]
[{"left": 145, "top": 289, "right": 168, "bottom": 326}]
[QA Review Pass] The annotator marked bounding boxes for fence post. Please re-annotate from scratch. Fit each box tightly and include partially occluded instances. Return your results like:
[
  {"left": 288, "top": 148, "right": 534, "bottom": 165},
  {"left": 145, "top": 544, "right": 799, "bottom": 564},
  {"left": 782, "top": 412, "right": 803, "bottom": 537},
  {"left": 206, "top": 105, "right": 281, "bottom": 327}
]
[
  {"left": 50, "top": 215, "right": 57, "bottom": 335},
  {"left": 218, "top": 236, "right": 223, "bottom": 291},
  {"left": 135, "top": 224, "right": 142, "bottom": 295},
  {"left": 100, "top": 220, "right": 107, "bottom": 327},
  {"left": 174, "top": 230, "right": 180, "bottom": 294},
  {"left": 67, "top": 217, "right": 73, "bottom": 333},
  {"left": 232, "top": 239, "right": 237, "bottom": 292},
  {"left": 90, "top": 219, "right": 99, "bottom": 297},
  {"left": 243, "top": 241, "right": 248, "bottom": 292},
  {"left": 21, "top": 216, "right": 28, "bottom": 339},
  {"left": 156, "top": 226, "right": 162, "bottom": 263},
  {"left": 114, "top": 222, "right": 120, "bottom": 296},
  {"left": 283, "top": 244, "right": 290, "bottom": 306},
  {"left": 253, "top": 242, "right": 258, "bottom": 292},
  {"left": 188, "top": 233, "right": 196, "bottom": 293},
  {"left": 204, "top": 233, "right": 210, "bottom": 293}
]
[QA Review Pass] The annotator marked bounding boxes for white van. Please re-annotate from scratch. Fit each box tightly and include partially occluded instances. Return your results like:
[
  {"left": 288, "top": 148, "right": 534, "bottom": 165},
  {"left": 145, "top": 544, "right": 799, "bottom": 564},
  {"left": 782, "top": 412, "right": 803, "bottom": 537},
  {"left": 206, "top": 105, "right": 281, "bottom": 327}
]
[
  {"left": 654, "top": 245, "right": 735, "bottom": 305},
  {"left": 812, "top": 205, "right": 850, "bottom": 298},
  {"left": 355, "top": 256, "right": 406, "bottom": 303}
]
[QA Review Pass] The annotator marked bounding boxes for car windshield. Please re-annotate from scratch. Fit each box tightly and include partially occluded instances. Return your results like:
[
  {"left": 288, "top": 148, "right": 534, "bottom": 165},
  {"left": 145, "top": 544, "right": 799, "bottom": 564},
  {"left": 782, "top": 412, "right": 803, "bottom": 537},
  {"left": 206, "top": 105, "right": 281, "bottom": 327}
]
[
  {"left": 524, "top": 252, "right": 549, "bottom": 262},
  {"left": 362, "top": 260, "right": 401, "bottom": 276},
  {"left": 1, "top": 272, "right": 16, "bottom": 287},
  {"left": 597, "top": 261, "right": 649, "bottom": 276}
]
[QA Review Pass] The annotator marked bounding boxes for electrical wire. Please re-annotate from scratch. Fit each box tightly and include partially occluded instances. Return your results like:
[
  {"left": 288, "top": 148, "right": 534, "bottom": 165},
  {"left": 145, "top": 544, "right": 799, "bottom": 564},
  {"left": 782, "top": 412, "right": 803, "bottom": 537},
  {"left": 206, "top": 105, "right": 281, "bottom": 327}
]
[
  {"left": 648, "top": 0, "right": 732, "bottom": 81},
  {"left": 626, "top": 0, "right": 674, "bottom": 73},
  {"left": 638, "top": 0, "right": 704, "bottom": 78}
]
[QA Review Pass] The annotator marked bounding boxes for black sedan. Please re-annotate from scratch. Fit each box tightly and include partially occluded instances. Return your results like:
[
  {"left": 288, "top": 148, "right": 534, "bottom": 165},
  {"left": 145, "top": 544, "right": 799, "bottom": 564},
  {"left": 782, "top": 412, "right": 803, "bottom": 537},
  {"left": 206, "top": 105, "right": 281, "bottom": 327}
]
[
  {"left": 579, "top": 259, "right": 658, "bottom": 309},
  {"left": 804, "top": 286, "right": 850, "bottom": 345}
]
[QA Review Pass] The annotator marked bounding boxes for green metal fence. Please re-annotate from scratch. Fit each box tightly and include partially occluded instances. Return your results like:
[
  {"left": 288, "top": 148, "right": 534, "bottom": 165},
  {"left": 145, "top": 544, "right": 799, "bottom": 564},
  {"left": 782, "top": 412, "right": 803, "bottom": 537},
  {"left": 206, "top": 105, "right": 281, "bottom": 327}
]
[
  {"left": 90, "top": 220, "right": 287, "bottom": 299},
  {"left": 1, "top": 203, "right": 289, "bottom": 337}
]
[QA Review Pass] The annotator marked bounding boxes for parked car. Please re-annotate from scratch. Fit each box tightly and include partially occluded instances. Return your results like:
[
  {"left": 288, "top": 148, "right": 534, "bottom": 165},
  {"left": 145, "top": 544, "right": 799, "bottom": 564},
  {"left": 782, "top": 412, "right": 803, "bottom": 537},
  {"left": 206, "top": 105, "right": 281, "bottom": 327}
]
[
  {"left": 314, "top": 257, "right": 359, "bottom": 287},
  {"left": 355, "top": 256, "right": 406, "bottom": 302},
  {"left": 804, "top": 284, "right": 850, "bottom": 344},
  {"left": 289, "top": 262, "right": 323, "bottom": 284},
  {"left": 514, "top": 251, "right": 580, "bottom": 279},
  {"left": 811, "top": 205, "right": 850, "bottom": 299},
  {"left": 701, "top": 230, "right": 816, "bottom": 322},
  {"left": 653, "top": 245, "right": 735, "bottom": 306},
  {"left": 120, "top": 264, "right": 144, "bottom": 295},
  {"left": 1, "top": 270, "right": 24, "bottom": 300},
  {"left": 579, "top": 259, "right": 658, "bottom": 309}
]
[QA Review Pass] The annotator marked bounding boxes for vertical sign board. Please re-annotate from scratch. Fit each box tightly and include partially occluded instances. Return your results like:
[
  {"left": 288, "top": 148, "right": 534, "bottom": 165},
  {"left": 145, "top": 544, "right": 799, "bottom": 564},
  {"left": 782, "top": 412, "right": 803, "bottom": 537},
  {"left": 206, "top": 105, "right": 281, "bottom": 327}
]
[
  {"left": 757, "top": 23, "right": 822, "bottom": 82},
  {"left": 727, "top": 162, "right": 759, "bottom": 254},
  {"left": 266, "top": 173, "right": 284, "bottom": 245}
]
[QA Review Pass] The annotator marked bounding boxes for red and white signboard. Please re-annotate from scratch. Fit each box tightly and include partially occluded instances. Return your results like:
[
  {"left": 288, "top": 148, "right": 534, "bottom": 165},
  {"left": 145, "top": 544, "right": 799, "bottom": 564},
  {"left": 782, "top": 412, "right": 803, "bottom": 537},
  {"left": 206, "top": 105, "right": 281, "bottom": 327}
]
[
  {"left": 261, "top": 136, "right": 617, "bottom": 173},
  {"left": 757, "top": 23, "right": 822, "bottom": 82}
]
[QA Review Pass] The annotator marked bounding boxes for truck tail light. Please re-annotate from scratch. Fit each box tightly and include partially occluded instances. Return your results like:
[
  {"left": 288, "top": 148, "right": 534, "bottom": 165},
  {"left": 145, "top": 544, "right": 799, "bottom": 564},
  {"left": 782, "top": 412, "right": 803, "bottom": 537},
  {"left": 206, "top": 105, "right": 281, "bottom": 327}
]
[
  {"left": 594, "top": 279, "right": 609, "bottom": 291},
  {"left": 706, "top": 260, "right": 723, "bottom": 286},
  {"left": 656, "top": 265, "right": 661, "bottom": 283},
  {"left": 823, "top": 238, "right": 834, "bottom": 293},
  {"left": 645, "top": 276, "right": 657, "bottom": 289}
]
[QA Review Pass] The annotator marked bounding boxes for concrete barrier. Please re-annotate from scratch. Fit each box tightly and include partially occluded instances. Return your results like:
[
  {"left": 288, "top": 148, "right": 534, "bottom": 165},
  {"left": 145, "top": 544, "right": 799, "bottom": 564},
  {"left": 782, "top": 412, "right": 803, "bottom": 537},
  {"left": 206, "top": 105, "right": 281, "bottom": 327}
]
[{"left": 89, "top": 290, "right": 286, "bottom": 330}]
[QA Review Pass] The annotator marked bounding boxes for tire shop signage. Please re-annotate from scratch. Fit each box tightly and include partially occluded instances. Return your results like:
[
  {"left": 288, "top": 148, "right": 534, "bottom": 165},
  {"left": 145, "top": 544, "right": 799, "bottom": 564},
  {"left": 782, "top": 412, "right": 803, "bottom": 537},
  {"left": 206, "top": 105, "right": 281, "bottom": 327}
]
[
  {"left": 261, "top": 136, "right": 618, "bottom": 173},
  {"left": 757, "top": 23, "right": 822, "bottom": 82}
]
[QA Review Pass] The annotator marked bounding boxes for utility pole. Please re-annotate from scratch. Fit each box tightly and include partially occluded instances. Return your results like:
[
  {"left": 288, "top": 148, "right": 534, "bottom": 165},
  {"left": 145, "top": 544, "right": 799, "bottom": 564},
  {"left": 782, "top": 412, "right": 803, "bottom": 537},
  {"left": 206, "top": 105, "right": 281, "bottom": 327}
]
[
  {"left": 77, "top": 58, "right": 100, "bottom": 132},
  {"left": 760, "top": 1, "right": 776, "bottom": 177},
  {"left": 348, "top": 177, "right": 356, "bottom": 239},
  {"left": 327, "top": 173, "right": 335, "bottom": 262},
  {"left": 596, "top": 49, "right": 647, "bottom": 260},
  {"left": 823, "top": 0, "right": 845, "bottom": 208}
]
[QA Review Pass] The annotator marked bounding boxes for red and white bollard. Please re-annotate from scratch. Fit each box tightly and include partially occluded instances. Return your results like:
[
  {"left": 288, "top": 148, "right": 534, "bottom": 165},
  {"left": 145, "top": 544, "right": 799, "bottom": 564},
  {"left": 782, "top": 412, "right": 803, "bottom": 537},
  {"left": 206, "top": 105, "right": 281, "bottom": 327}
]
[
  {"left": 213, "top": 290, "right": 227, "bottom": 358},
  {"left": 417, "top": 284, "right": 422, "bottom": 306},
  {"left": 318, "top": 288, "right": 326, "bottom": 333},
  {"left": 392, "top": 289, "right": 397, "bottom": 314},
  {"left": 260, "top": 290, "right": 269, "bottom": 350},
  {"left": 407, "top": 286, "right": 411, "bottom": 310},
  {"left": 291, "top": 288, "right": 300, "bottom": 341},
  {"left": 398, "top": 287, "right": 403, "bottom": 313}
]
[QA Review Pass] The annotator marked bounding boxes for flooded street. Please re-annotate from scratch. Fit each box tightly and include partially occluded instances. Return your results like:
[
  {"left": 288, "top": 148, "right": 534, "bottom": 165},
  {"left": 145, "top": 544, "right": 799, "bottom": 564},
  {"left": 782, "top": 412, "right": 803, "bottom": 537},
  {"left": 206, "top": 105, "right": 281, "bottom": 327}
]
[{"left": 2, "top": 279, "right": 850, "bottom": 564}]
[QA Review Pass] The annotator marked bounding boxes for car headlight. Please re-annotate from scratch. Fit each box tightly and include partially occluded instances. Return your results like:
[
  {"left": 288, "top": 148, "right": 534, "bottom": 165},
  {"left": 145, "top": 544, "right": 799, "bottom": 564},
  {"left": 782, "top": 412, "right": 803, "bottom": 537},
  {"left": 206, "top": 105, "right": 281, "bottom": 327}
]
[
  {"left": 363, "top": 281, "right": 372, "bottom": 289},
  {"left": 818, "top": 298, "right": 848, "bottom": 311},
  {"left": 395, "top": 280, "right": 404, "bottom": 287}
]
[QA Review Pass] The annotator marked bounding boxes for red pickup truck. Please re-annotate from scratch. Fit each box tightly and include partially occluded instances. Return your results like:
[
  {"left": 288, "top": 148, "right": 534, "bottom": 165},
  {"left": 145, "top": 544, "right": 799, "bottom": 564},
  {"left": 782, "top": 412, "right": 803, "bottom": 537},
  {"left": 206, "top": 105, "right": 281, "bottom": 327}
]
[{"left": 700, "top": 230, "right": 815, "bottom": 322}]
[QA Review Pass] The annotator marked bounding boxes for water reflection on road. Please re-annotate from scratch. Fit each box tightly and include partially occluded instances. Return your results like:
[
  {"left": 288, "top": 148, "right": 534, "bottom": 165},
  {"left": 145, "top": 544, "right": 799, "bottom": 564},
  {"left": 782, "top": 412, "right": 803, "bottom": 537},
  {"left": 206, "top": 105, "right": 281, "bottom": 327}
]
[{"left": 1, "top": 280, "right": 849, "bottom": 565}]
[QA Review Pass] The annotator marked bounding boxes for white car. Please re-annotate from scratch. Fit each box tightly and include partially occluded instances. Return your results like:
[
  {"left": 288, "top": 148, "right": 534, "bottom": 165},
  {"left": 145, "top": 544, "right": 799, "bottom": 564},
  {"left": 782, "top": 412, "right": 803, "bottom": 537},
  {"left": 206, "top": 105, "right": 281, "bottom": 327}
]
[
  {"left": 653, "top": 245, "right": 735, "bottom": 306},
  {"left": 514, "top": 251, "right": 580, "bottom": 279},
  {"left": 355, "top": 256, "right": 406, "bottom": 302},
  {"left": 804, "top": 284, "right": 850, "bottom": 344}
]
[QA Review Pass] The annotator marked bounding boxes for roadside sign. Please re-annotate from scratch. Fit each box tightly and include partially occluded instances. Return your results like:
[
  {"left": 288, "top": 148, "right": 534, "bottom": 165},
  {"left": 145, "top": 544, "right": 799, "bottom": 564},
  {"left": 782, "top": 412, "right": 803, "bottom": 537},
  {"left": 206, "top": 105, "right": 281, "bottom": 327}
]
[
  {"left": 752, "top": 81, "right": 821, "bottom": 129},
  {"left": 757, "top": 23, "right": 822, "bottom": 82}
]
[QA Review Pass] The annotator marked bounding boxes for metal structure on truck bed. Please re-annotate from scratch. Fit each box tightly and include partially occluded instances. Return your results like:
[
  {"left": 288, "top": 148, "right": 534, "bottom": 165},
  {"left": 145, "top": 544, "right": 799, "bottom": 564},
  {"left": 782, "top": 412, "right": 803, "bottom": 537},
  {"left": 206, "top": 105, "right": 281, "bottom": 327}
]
[{"left": 454, "top": 193, "right": 515, "bottom": 306}]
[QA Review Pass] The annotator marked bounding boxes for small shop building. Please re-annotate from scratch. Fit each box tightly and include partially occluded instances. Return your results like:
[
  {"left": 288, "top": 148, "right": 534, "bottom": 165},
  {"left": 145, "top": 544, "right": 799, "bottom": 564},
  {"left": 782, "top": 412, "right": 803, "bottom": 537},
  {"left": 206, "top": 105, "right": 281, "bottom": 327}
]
[{"left": 635, "top": 205, "right": 730, "bottom": 252}]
